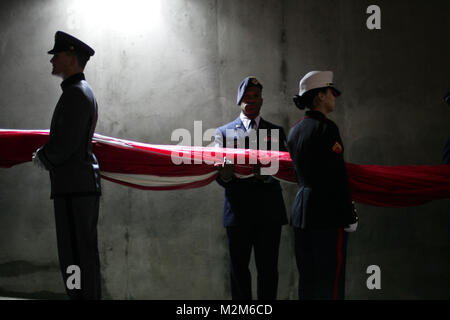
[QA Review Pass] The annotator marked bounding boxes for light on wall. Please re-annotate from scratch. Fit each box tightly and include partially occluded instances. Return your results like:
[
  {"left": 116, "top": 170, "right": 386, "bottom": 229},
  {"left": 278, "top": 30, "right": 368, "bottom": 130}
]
[{"left": 66, "top": 0, "right": 162, "bottom": 34}]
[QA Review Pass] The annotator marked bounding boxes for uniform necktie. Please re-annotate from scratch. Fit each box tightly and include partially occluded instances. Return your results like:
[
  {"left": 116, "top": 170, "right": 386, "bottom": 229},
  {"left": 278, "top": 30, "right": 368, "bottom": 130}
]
[{"left": 249, "top": 119, "right": 256, "bottom": 131}]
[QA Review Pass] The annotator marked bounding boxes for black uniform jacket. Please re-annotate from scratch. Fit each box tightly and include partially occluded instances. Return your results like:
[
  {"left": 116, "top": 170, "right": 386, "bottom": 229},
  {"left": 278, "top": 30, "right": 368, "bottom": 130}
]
[
  {"left": 287, "top": 110, "right": 357, "bottom": 229},
  {"left": 215, "top": 116, "right": 288, "bottom": 227},
  {"left": 37, "top": 73, "right": 101, "bottom": 198},
  {"left": 443, "top": 139, "right": 450, "bottom": 164}
]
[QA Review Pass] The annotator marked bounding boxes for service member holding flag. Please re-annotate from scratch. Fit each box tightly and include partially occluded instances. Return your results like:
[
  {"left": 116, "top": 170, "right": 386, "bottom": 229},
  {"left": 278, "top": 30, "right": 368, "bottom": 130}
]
[
  {"left": 33, "top": 31, "right": 102, "bottom": 299},
  {"left": 443, "top": 92, "right": 450, "bottom": 165},
  {"left": 214, "top": 76, "right": 288, "bottom": 300},
  {"left": 443, "top": 92, "right": 450, "bottom": 241},
  {"left": 287, "top": 71, "right": 358, "bottom": 300}
]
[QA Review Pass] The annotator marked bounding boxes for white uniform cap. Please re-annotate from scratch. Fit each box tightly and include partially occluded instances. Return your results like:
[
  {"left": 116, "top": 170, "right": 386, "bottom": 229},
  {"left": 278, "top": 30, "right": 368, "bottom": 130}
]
[{"left": 298, "top": 71, "right": 341, "bottom": 97}]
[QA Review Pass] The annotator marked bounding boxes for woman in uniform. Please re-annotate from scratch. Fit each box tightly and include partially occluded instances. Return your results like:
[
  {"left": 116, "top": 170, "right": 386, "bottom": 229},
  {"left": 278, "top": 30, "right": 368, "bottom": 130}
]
[{"left": 287, "top": 71, "right": 358, "bottom": 300}]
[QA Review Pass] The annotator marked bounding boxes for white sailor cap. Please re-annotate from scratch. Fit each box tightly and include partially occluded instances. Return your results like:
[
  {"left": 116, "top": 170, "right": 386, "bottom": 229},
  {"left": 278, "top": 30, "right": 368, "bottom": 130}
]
[{"left": 298, "top": 71, "right": 341, "bottom": 97}]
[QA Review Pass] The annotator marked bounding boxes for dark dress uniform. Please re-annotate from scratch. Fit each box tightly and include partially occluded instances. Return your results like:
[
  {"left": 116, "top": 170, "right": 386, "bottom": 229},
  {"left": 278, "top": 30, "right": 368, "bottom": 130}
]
[
  {"left": 444, "top": 92, "right": 450, "bottom": 240},
  {"left": 443, "top": 139, "right": 450, "bottom": 165},
  {"left": 443, "top": 138, "right": 450, "bottom": 241},
  {"left": 287, "top": 110, "right": 358, "bottom": 300},
  {"left": 38, "top": 72, "right": 101, "bottom": 300},
  {"left": 215, "top": 116, "right": 288, "bottom": 300}
]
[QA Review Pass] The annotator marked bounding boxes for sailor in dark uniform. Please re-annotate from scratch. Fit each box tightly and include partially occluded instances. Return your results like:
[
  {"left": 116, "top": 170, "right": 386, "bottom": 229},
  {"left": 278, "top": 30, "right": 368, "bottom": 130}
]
[
  {"left": 287, "top": 71, "right": 358, "bottom": 300},
  {"left": 443, "top": 92, "right": 450, "bottom": 165},
  {"left": 214, "top": 76, "right": 288, "bottom": 300},
  {"left": 443, "top": 92, "right": 450, "bottom": 241},
  {"left": 444, "top": 139, "right": 450, "bottom": 165},
  {"left": 33, "top": 31, "right": 101, "bottom": 299}
]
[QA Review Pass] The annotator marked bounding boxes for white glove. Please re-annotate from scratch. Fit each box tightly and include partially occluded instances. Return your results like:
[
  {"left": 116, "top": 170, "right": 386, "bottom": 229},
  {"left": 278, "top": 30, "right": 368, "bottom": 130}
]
[
  {"left": 344, "top": 222, "right": 358, "bottom": 233},
  {"left": 32, "top": 148, "right": 46, "bottom": 170}
]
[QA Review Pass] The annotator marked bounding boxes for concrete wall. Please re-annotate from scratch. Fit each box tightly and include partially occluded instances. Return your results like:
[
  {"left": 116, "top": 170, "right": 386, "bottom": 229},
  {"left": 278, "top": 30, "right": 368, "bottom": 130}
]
[{"left": 0, "top": 0, "right": 449, "bottom": 299}]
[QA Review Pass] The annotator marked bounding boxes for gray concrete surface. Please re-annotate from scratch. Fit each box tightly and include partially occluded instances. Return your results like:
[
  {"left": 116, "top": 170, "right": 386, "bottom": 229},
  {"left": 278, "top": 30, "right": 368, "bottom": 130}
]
[{"left": 0, "top": 0, "right": 449, "bottom": 299}]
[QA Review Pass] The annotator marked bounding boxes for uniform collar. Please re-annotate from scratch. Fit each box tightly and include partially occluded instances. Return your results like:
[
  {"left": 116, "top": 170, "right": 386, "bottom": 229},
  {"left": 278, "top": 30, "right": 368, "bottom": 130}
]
[
  {"left": 61, "top": 72, "right": 85, "bottom": 91},
  {"left": 240, "top": 112, "right": 261, "bottom": 131},
  {"left": 304, "top": 110, "right": 327, "bottom": 121}
]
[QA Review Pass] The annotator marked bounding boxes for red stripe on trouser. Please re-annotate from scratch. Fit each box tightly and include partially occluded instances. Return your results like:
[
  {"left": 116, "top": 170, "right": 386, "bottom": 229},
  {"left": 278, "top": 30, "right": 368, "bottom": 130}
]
[{"left": 333, "top": 228, "right": 343, "bottom": 300}]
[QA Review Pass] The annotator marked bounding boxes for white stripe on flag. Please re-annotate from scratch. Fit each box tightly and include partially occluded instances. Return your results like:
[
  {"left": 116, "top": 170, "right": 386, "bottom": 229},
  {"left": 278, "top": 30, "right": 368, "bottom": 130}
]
[{"left": 100, "top": 171, "right": 217, "bottom": 187}]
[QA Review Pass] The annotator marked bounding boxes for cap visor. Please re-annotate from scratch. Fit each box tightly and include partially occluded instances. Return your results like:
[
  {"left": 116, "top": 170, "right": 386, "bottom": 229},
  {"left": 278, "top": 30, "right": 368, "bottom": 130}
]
[{"left": 331, "top": 87, "right": 341, "bottom": 96}]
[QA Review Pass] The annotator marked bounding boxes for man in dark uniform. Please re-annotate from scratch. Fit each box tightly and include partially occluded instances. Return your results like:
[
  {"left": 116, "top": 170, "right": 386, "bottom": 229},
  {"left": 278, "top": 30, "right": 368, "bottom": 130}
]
[
  {"left": 287, "top": 71, "right": 358, "bottom": 300},
  {"left": 443, "top": 92, "right": 450, "bottom": 165},
  {"left": 214, "top": 76, "right": 288, "bottom": 300},
  {"left": 32, "top": 31, "right": 101, "bottom": 299},
  {"left": 444, "top": 139, "right": 450, "bottom": 164},
  {"left": 443, "top": 92, "right": 450, "bottom": 241}
]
